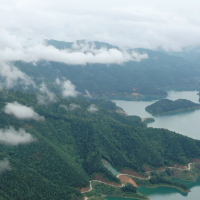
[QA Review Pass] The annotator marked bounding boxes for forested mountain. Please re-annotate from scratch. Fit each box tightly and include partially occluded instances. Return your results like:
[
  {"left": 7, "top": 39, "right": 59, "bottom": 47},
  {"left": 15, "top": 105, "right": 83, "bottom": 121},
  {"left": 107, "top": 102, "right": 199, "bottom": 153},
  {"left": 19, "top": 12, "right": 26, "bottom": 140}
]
[
  {"left": 159, "top": 46, "right": 200, "bottom": 65},
  {"left": 0, "top": 90, "right": 200, "bottom": 199},
  {"left": 12, "top": 40, "right": 200, "bottom": 100},
  {"left": 145, "top": 99, "right": 200, "bottom": 115}
]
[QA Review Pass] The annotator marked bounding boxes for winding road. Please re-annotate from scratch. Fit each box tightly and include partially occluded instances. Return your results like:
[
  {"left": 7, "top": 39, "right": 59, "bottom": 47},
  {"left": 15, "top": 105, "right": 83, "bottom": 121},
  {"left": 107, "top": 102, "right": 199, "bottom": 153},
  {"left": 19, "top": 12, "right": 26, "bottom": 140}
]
[
  {"left": 81, "top": 180, "right": 124, "bottom": 194},
  {"left": 82, "top": 162, "right": 195, "bottom": 198}
]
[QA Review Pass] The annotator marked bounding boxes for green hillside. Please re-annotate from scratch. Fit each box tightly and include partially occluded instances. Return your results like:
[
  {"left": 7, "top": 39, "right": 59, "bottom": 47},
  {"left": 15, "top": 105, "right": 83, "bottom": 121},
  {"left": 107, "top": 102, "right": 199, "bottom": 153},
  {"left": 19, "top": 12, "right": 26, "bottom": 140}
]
[
  {"left": 145, "top": 99, "right": 200, "bottom": 115},
  {"left": 0, "top": 90, "right": 200, "bottom": 199}
]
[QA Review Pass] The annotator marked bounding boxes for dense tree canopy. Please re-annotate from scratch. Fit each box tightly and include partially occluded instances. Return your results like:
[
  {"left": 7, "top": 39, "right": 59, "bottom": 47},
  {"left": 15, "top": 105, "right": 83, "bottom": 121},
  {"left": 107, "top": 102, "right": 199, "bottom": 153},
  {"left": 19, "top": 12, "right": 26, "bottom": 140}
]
[{"left": 0, "top": 90, "right": 199, "bottom": 199}]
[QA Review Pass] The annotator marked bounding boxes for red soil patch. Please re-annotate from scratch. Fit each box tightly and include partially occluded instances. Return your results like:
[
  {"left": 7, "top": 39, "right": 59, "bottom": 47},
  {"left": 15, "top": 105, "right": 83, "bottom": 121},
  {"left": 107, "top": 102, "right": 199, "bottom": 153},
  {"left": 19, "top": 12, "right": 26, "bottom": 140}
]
[
  {"left": 118, "top": 175, "right": 138, "bottom": 187},
  {"left": 144, "top": 165, "right": 153, "bottom": 172},
  {"left": 79, "top": 186, "right": 90, "bottom": 193},
  {"left": 191, "top": 159, "right": 200, "bottom": 163},
  {"left": 115, "top": 108, "right": 125, "bottom": 114},
  {"left": 157, "top": 167, "right": 166, "bottom": 171},
  {"left": 132, "top": 92, "right": 140, "bottom": 97},
  {"left": 120, "top": 169, "right": 147, "bottom": 178},
  {"left": 93, "top": 174, "right": 122, "bottom": 187}
]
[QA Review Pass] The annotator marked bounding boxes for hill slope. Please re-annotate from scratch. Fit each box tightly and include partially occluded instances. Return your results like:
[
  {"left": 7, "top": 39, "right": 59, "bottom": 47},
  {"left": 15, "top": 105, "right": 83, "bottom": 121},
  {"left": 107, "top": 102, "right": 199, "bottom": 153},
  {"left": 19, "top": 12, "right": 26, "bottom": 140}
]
[{"left": 0, "top": 90, "right": 200, "bottom": 199}]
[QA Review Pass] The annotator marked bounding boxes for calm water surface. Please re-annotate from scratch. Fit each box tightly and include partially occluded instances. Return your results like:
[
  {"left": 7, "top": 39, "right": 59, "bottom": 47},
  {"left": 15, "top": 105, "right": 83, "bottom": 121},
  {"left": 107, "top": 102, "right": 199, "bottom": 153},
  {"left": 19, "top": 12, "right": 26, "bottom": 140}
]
[
  {"left": 111, "top": 91, "right": 200, "bottom": 200},
  {"left": 106, "top": 177, "right": 200, "bottom": 200},
  {"left": 113, "top": 91, "right": 200, "bottom": 140},
  {"left": 106, "top": 176, "right": 200, "bottom": 199}
]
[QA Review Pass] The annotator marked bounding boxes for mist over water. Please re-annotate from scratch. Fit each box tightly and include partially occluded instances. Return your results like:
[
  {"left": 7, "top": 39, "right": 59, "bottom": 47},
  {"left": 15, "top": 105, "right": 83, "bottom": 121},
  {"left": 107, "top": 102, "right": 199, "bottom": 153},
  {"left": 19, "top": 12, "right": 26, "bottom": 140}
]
[{"left": 111, "top": 91, "right": 200, "bottom": 199}]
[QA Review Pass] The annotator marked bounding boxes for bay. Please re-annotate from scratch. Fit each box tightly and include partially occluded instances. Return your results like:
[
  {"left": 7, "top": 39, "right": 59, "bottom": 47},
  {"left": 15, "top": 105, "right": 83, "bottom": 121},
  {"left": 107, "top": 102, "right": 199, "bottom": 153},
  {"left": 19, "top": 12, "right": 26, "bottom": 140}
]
[
  {"left": 110, "top": 91, "right": 200, "bottom": 199},
  {"left": 106, "top": 177, "right": 200, "bottom": 200},
  {"left": 113, "top": 91, "right": 200, "bottom": 140}
]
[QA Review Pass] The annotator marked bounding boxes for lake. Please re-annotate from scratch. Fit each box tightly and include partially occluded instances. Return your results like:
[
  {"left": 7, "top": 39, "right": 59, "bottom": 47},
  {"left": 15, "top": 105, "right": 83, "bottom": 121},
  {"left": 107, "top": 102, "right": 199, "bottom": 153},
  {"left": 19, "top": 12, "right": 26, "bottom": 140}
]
[
  {"left": 106, "top": 177, "right": 200, "bottom": 200},
  {"left": 106, "top": 176, "right": 200, "bottom": 200},
  {"left": 110, "top": 91, "right": 200, "bottom": 200},
  {"left": 113, "top": 91, "right": 200, "bottom": 140}
]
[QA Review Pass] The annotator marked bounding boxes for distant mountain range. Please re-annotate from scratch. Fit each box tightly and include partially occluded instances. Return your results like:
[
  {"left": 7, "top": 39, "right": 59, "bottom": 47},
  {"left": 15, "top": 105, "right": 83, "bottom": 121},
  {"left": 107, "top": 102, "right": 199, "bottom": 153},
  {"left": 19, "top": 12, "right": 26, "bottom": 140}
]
[
  {"left": 12, "top": 40, "right": 200, "bottom": 101},
  {"left": 158, "top": 46, "right": 200, "bottom": 64}
]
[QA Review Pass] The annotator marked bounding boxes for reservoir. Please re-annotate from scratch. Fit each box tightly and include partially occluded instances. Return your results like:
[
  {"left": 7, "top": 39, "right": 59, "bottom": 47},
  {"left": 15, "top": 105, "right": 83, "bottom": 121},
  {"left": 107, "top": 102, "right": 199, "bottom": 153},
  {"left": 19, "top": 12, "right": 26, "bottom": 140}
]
[
  {"left": 110, "top": 91, "right": 200, "bottom": 200},
  {"left": 113, "top": 91, "right": 200, "bottom": 140},
  {"left": 106, "top": 176, "right": 200, "bottom": 200},
  {"left": 106, "top": 177, "right": 200, "bottom": 200}
]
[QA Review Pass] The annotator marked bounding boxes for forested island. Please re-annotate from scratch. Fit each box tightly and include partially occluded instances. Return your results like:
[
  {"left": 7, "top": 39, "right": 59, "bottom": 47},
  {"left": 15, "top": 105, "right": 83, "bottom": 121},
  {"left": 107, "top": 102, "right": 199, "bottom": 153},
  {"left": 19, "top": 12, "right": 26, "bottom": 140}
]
[{"left": 145, "top": 99, "right": 200, "bottom": 116}]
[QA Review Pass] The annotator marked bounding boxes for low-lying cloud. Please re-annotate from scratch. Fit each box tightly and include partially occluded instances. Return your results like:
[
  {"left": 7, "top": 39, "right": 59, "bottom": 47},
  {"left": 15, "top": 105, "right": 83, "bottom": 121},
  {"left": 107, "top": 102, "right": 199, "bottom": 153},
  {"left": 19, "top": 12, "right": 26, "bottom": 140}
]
[
  {"left": 0, "top": 31, "right": 148, "bottom": 66},
  {"left": 0, "top": 32, "right": 147, "bottom": 91},
  {"left": 70, "top": 40, "right": 149, "bottom": 62},
  {"left": 0, "top": 158, "right": 11, "bottom": 173},
  {"left": 4, "top": 101, "right": 44, "bottom": 121},
  {"left": 0, "top": 127, "right": 36, "bottom": 146},
  {"left": 37, "top": 83, "right": 58, "bottom": 104},
  {"left": 56, "top": 78, "right": 79, "bottom": 98},
  {"left": 0, "top": 30, "right": 148, "bottom": 89},
  {"left": 87, "top": 104, "right": 98, "bottom": 113},
  {"left": 0, "top": 62, "right": 35, "bottom": 88},
  {"left": 60, "top": 103, "right": 81, "bottom": 111}
]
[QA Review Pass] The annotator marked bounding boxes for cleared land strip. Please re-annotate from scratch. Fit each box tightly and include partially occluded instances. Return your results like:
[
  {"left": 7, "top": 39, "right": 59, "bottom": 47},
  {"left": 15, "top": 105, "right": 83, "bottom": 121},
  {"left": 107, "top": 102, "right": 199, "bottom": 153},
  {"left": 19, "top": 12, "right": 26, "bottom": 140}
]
[
  {"left": 81, "top": 180, "right": 124, "bottom": 193},
  {"left": 117, "top": 173, "right": 150, "bottom": 180}
]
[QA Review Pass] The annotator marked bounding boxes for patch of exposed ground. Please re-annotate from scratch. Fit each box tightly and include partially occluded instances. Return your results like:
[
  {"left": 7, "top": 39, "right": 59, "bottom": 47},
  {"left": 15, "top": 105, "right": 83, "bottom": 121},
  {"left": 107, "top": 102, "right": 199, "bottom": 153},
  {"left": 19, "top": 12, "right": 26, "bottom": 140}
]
[
  {"left": 144, "top": 165, "right": 153, "bottom": 172},
  {"left": 191, "top": 159, "right": 200, "bottom": 163},
  {"left": 157, "top": 167, "right": 166, "bottom": 171},
  {"left": 170, "top": 164, "right": 188, "bottom": 170},
  {"left": 118, "top": 175, "right": 138, "bottom": 187},
  {"left": 132, "top": 92, "right": 140, "bottom": 97},
  {"left": 80, "top": 186, "right": 91, "bottom": 193}
]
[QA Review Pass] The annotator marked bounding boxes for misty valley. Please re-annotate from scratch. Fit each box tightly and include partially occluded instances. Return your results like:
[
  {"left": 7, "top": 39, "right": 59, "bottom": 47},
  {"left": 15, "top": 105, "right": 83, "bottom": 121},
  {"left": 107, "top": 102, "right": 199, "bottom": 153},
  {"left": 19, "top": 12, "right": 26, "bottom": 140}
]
[{"left": 1, "top": 39, "right": 200, "bottom": 200}]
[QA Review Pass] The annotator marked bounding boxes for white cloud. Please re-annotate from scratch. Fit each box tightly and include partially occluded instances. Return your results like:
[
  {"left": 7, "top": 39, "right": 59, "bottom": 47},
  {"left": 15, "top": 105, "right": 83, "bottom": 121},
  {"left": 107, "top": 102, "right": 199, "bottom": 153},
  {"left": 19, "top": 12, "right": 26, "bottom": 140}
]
[
  {"left": 0, "top": 62, "right": 35, "bottom": 88},
  {"left": 4, "top": 101, "right": 44, "bottom": 121},
  {"left": 0, "top": 34, "right": 148, "bottom": 65},
  {"left": 56, "top": 78, "right": 79, "bottom": 98},
  {"left": 60, "top": 103, "right": 81, "bottom": 111},
  {"left": 1, "top": 0, "right": 200, "bottom": 52},
  {"left": 0, "top": 127, "right": 36, "bottom": 146},
  {"left": 87, "top": 104, "right": 98, "bottom": 113},
  {"left": 55, "top": 77, "right": 61, "bottom": 85},
  {"left": 0, "top": 158, "right": 11, "bottom": 173},
  {"left": 37, "top": 82, "right": 58, "bottom": 104}
]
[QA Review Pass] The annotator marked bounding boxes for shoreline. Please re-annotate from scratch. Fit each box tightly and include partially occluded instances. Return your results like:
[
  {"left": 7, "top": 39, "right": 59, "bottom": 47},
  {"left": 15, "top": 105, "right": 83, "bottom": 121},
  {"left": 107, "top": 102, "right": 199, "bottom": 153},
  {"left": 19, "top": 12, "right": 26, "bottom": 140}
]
[
  {"left": 146, "top": 106, "right": 200, "bottom": 116},
  {"left": 137, "top": 184, "right": 191, "bottom": 193},
  {"left": 81, "top": 161, "right": 200, "bottom": 199}
]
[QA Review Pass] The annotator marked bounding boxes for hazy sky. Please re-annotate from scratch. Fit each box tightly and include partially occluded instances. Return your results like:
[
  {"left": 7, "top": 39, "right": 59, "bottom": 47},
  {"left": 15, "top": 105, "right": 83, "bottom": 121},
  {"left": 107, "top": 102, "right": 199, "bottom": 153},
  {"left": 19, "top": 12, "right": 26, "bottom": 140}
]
[{"left": 1, "top": 0, "right": 200, "bottom": 51}]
